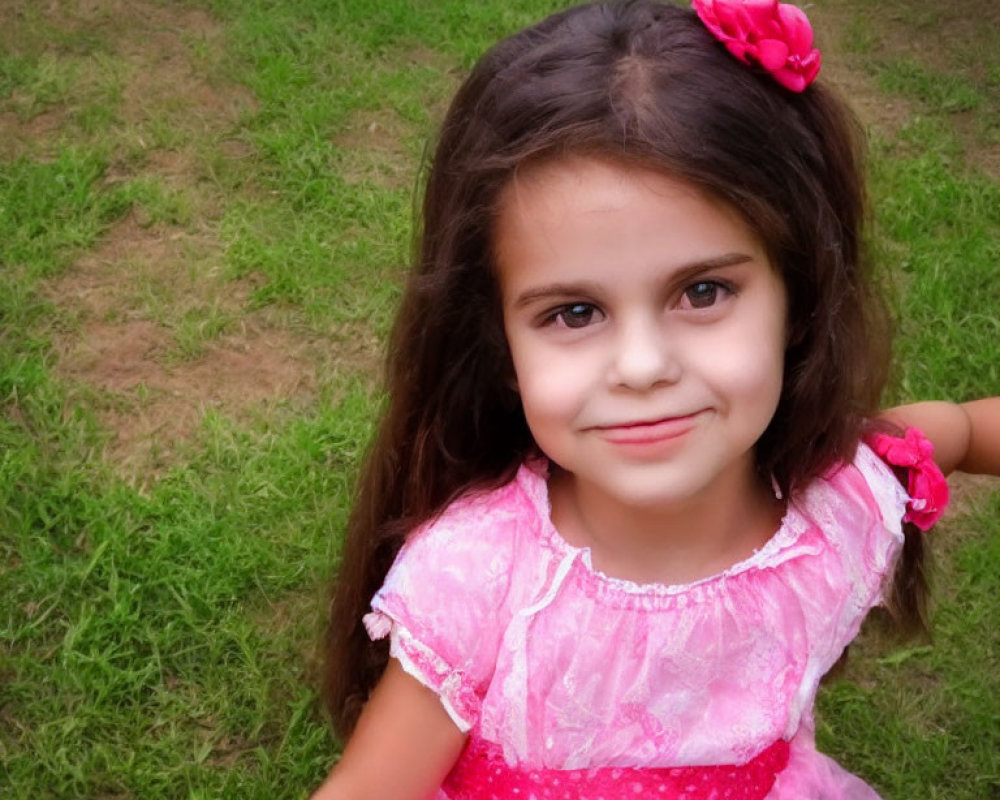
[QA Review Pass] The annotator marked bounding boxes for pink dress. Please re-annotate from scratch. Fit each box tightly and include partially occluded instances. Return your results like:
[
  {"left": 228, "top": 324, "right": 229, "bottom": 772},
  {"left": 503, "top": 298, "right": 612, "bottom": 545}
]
[{"left": 364, "top": 444, "right": 909, "bottom": 799}]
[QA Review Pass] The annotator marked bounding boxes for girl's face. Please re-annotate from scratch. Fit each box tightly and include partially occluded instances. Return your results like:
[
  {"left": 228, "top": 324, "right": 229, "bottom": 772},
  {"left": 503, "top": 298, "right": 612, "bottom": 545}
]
[{"left": 496, "top": 156, "right": 787, "bottom": 512}]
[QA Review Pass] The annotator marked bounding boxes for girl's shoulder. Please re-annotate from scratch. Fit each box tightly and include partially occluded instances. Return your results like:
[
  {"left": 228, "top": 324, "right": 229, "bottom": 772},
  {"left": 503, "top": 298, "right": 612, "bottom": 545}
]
[
  {"left": 404, "top": 459, "right": 553, "bottom": 559},
  {"left": 375, "top": 460, "right": 554, "bottom": 610},
  {"left": 790, "top": 442, "right": 910, "bottom": 562},
  {"left": 803, "top": 442, "right": 907, "bottom": 517}
]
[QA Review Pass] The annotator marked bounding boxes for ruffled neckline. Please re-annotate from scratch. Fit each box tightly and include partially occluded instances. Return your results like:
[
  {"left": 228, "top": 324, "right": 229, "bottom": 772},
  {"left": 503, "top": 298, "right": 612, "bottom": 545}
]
[{"left": 514, "top": 459, "right": 818, "bottom": 605}]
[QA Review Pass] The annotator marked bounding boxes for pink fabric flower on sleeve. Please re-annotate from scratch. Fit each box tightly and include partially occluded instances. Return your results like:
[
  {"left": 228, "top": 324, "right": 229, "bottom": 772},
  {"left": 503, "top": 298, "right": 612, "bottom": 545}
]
[
  {"left": 692, "top": 0, "right": 822, "bottom": 92},
  {"left": 867, "top": 427, "right": 950, "bottom": 531}
]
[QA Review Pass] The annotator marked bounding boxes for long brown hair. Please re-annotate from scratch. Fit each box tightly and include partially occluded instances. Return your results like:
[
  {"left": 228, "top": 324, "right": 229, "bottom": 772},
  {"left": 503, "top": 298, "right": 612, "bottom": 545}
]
[{"left": 324, "top": 0, "right": 923, "bottom": 739}]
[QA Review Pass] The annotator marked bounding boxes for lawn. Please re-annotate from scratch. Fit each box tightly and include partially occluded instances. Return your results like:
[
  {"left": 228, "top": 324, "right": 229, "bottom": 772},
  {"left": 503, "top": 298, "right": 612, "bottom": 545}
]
[{"left": 1, "top": 0, "right": 997, "bottom": 797}]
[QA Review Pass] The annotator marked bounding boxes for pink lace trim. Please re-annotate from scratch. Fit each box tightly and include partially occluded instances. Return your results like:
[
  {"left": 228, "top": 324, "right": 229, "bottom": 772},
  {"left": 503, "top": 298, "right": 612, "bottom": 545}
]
[
  {"left": 442, "top": 736, "right": 790, "bottom": 800},
  {"left": 364, "top": 611, "right": 481, "bottom": 730}
]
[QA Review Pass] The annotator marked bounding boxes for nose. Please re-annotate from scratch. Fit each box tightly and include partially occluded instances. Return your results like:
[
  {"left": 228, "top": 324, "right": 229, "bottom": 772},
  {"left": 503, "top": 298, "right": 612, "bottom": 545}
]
[{"left": 608, "top": 315, "right": 680, "bottom": 390}]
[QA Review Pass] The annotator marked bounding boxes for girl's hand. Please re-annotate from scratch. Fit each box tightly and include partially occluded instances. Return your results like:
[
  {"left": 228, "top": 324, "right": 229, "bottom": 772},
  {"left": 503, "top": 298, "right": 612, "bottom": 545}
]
[
  {"left": 882, "top": 397, "right": 1000, "bottom": 476},
  {"left": 310, "top": 659, "right": 467, "bottom": 800}
]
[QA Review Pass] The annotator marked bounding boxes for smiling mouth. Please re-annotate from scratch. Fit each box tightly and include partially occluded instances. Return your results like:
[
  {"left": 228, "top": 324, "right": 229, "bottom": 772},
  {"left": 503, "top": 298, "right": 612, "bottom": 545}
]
[{"left": 594, "top": 413, "right": 701, "bottom": 445}]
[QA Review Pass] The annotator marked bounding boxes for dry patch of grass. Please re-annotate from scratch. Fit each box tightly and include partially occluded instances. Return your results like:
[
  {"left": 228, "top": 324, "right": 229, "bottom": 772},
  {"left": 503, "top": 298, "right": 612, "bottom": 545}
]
[
  {"left": 46, "top": 213, "right": 320, "bottom": 481},
  {"left": 808, "top": 5, "right": 914, "bottom": 135},
  {"left": 814, "top": 0, "right": 1000, "bottom": 177},
  {"left": 7, "top": 0, "right": 344, "bottom": 480},
  {"left": 334, "top": 108, "right": 416, "bottom": 189}
]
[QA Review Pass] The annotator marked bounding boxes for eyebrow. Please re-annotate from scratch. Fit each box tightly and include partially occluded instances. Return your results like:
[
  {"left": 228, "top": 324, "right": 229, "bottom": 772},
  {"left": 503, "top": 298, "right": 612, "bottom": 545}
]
[{"left": 510, "top": 252, "right": 755, "bottom": 309}]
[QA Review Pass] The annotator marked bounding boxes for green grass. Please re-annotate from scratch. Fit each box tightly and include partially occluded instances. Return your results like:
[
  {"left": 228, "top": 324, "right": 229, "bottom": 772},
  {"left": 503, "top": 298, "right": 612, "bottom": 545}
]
[
  {"left": 817, "top": 493, "right": 1000, "bottom": 798},
  {"left": 1, "top": 0, "right": 998, "bottom": 798}
]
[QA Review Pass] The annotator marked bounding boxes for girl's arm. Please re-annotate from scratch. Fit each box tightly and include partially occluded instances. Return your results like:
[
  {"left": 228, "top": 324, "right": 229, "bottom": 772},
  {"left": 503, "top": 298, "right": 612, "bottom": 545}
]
[
  {"left": 309, "top": 659, "right": 467, "bottom": 800},
  {"left": 882, "top": 397, "right": 1000, "bottom": 476}
]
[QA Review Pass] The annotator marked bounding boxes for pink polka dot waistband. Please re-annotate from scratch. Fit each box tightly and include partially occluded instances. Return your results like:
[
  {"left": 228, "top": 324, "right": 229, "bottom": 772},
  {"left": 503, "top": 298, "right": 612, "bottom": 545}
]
[{"left": 442, "top": 736, "right": 790, "bottom": 800}]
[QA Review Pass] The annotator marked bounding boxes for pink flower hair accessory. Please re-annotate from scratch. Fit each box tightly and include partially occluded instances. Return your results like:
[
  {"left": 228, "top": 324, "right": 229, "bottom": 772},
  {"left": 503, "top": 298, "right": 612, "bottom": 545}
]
[
  {"left": 867, "top": 427, "right": 949, "bottom": 531},
  {"left": 691, "top": 0, "right": 822, "bottom": 92}
]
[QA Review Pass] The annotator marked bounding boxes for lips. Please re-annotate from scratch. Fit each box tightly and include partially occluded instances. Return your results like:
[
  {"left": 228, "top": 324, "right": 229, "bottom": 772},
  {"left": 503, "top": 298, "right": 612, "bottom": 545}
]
[{"left": 593, "top": 412, "right": 701, "bottom": 445}]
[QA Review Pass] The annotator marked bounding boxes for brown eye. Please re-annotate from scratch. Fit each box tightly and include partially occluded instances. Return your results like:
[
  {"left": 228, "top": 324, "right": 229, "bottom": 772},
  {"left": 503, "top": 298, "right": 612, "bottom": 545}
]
[
  {"left": 683, "top": 281, "right": 722, "bottom": 309},
  {"left": 555, "top": 303, "right": 602, "bottom": 328}
]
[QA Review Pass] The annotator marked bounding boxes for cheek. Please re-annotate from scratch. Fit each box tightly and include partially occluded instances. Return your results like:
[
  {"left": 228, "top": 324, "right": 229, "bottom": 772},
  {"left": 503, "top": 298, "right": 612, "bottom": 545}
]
[
  {"left": 510, "top": 347, "right": 590, "bottom": 426},
  {"left": 702, "top": 315, "right": 786, "bottom": 413},
  {"left": 742, "top": 326, "right": 786, "bottom": 415},
  {"left": 740, "top": 284, "right": 787, "bottom": 393},
  {"left": 709, "top": 355, "right": 782, "bottom": 414}
]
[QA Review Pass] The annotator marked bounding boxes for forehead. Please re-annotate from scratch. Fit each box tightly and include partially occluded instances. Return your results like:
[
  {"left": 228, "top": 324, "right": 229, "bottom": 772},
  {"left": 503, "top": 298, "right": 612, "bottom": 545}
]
[{"left": 493, "top": 155, "right": 773, "bottom": 292}]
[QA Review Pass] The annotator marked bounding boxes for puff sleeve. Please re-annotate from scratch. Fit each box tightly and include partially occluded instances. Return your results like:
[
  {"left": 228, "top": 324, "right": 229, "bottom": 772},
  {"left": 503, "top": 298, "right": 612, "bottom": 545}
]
[
  {"left": 794, "top": 443, "right": 910, "bottom": 663},
  {"left": 363, "top": 483, "right": 526, "bottom": 732}
]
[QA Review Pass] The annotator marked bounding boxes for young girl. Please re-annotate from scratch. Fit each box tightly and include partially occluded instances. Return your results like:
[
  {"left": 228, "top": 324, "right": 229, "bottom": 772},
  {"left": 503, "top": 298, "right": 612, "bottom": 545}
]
[{"left": 312, "top": 1, "right": 1000, "bottom": 798}]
